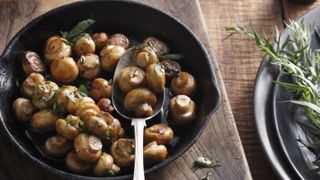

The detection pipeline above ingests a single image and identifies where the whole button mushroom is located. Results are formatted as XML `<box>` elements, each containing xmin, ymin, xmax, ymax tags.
<box><xmin>143</xmin><ymin>37</ymin><xmax>170</xmax><ymax>56</ymax></box>
<box><xmin>74</xmin><ymin>133</ymin><xmax>102</xmax><ymax>164</ymax></box>
<box><xmin>171</xmin><ymin>72</ymin><xmax>196</xmax><ymax>96</ymax></box>
<box><xmin>110</xmin><ymin>138</ymin><xmax>135</xmax><ymax>167</ymax></box>
<box><xmin>31</xmin><ymin>110</ymin><xmax>60</xmax><ymax>132</ymax></box>
<box><xmin>56</xmin><ymin>115</ymin><xmax>83</xmax><ymax>141</ymax></box>
<box><xmin>32</xmin><ymin>81</ymin><xmax>59</xmax><ymax>110</ymax></box>
<box><xmin>97</xmin><ymin>98</ymin><xmax>114</xmax><ymax>113</ymax></box>
<box><xmin>143</xmin><ymin>141</ymin><xmax>168</xmax><ymax>166</ymax></box>
<box><xmin>50</xmin><ymin>57</ymin><xmax>79</xmax><ymax>84</ymax></box>
<box><xmin>92</xmin><ymin>32</ymin><xmax>108</xmax><ymax>50</ymax></box>
<box><xmin>21</xmin><ymin>51</ymin><xmax>45</xmax><ymax>75</ymax></box>
<box><xmin>55</xmin><ymin>85</ymin><xmax>79</xmax><ymax>114</ymax></box>
<box><xmin>44</xmin><ymin>36</ymin><xmax>72</xmax><ymax>63</ymax></box>
<box><xmin>146</xmin><ymin>63</ymin><xmax>166</xmax><ymax>93</ymax></box>
<box><xmin>77</xmin><ymin>54</ymin><xmax>101</xmax><ymax>80</ymax></box>
<box><xmin>93</xmin><ymin>153</ymin><xmax>120</xmax><ymax>176</ymax></box>
<box><xmin>117</xmin><ymin>66</ymin><xmax>146</xmax><ymax>94</ymax></box>
<box><xmin>160</xmin><ymin>60</ymin><xmax>181</xmax><ymax>81</ymax></box>
<box><xmin>12</xmin><ymin>98</ymin><xmax>36</xmax><ymax>122</ymax></box>
<box><xmin>44</xmin><ymin>135</ymin><xmax>72</xmax><ymax>158</ymax></box>
<box><xmin>65</xmin><ymin>151</ymin><xmax>92</xmax><ymax>174</ymax></box>
<box><xmin>107</xmin><ymin>33</ymin><xmax>129</xmax><ymax>49</ymax></box>
<box><xmin>73</xmin><ymin>34</ymin><xmax>96</xmax><ymax>57</ymax></box>
<box><xmin>84</xmin><ymin>113</ymin><xmax>112</xmax><ymax>139</ymax></box>
<box><xmin>144</xmin><ymin>124</ymin><xmax>174</xmax><ymax>145</ymax></box>
<box><xmin>135</xmin><ymin>47</ymin><xmax>158</xmax><ymax>69</ymax></box>
<box><xmin>75</xmin><ymin>97</ymin><xmax>100</xmax><ymax>121</ymax></box>
<box><xmin>100</xmin><ymin>45</ymin><xmax>126</xmax><ymax>72</ymax></box>
<box><xmin>22</xmin><ymin>73</ymin><xmax>45</xmax><ymax>98</ymax></box>
<box><xmin>169</xmin><ymin>95</ymin><xmax>196</xmax><ymax>124</ymax></box>
<box><xmin>88</xmin><ymin>78</ymin><xmax>112</xmax><ymax>101</ymax></box>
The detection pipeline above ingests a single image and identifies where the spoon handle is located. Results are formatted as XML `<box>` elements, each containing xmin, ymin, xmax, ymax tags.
<box><xmin>132</xmin><ymin>119</ymin><xmax>146</xmax><ymax>180</ymax></box>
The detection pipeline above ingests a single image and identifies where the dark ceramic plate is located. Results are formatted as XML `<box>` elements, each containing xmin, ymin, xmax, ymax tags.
<box><xmin>0</xmin><ymin>1</ymin><xmax>220</xmax><ymax>179</ymax></box>
<box><xmin>254</xmin><ymin>5</ymin><xmax>320</xmax><ymax>180</ymax></box>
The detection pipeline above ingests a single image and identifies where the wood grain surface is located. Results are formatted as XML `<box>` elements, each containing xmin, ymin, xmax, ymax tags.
<box><xmin>199</xmin><ymin>0</ymin><xmax>320</xmax><ymax>179</ymax></box>
<box><xmin>0</xmin><ymin>0</ymin><xmax>251</xmax><ymax>179</ymax></box>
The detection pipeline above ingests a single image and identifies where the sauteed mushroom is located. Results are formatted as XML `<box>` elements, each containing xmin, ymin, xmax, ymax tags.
<box><xmin>160</xmin><ymin>60</ymin><xmax>181</xmax><ymax>81</ymax></box>
<box><xmin>56</xmin><ymin>115</ymin><xmax>83</xmax><ymax>141</ymax></box>
<box><xmin>31</xmin><ymin>110</ymin><xmax>60</xmax><ymax>132</ymax></box>
<box><xmin>55</xmin><ymin>85</ymin><xmax>79</xmax><ymax>114</ymax></box>
<box><xmin>22</xmin><ymin>73</ymin><xmax>45</xmax><ymax>98</ymax></box>
<box><xmin>13</xmin><ymin>98</ymin><xmax>36</xmax><ymax>122</ymax></box>
<box><xmin>143</xmin><ymin>141</ymin><xmax>168</xmax><ymax>166</ymax></box>
<box><xmin>74</xmin><ymin>133</ymin><xmax>102</xmax><ymax>163</ymax></box>
<box><xmin>65</xmin><ymin>151</ymin><xmax>91</xmax><ymax>173</ymax></box>
<box><xmin>44</xmin><ymin>36</ymin><xmax>72</xmax><ymax>63</ymax></box>
<box><xmin>75</xmin><ymin>97</ymin><xmax>100</xmax><ymax>121</ymax></box>
<box><xmin>146</xmin><ymin>63</ymin><xmax>165</xmax><ymax>93</ymax></box>
<box><xmin>88</xmin><ymin>78</ymin><xmax>112</xmax><ymax>101</ymax></box>
<box><xmin>21</xmin><ymin>51</ymin><xmax>45</xmax><ymax>75</ymax></box>
<box><xmin>144</xmin><ymin>124</ymin><xmax>173</xmax><ymax>145</ymax></box>
<box><xmin>97</xmin><ymin>98</ymin><xmax>114</xmax><ymax>113</ymax></box>
<box><xmin>100</xmin><ymin>45</ymin><xmax>126</xmax><ymax>72</ymax></box>
<box><xmin>85</xmin><ymin>112</ymin><xmax>112</xmax><ymax>139</ymax></box>
<box><xmin>44</xmin><ymin>135</ymin><xmax>72</xmax><ymax>158</ymax></box>
<box><xmin>117</xmin><ymin>66</ymin><xmax>146</xmax><ymax>93</ymax></box>
<box><xmin>92</xmin><ymin>32</ymin><xmax>108</xmax><ymax>50</ymax></box>
<box><xmin>143</xmin><ymin>37</ymin><xmax>170</xmax><ymax>55</ymax></box>
<box><xmin>171</xmin><ymin>72</ymin><xmax>196</xmax><ymax>96</ymax></box>
<box><xmin>77</xmin><ymin>54</ymin><xmax>100</xmax><ymax>80</ymax></box>
<box><xmin>110</xmin><ymin>138</ymin><xmax>135</xmax><ymax>167</ymax></box>
<box><xmin>169</xmin><ymin>95</ymin><xmax>196</xmax><ymax>124</ymax></box>
<box><xmin>135</xmin><ymin>47</ymin><xmax>158</xmax><ymax>69</ymax></box>
<box><xmin>73</xmin><ymin>34</ymin><xmax>96</xmax><ymax>57</ymax></box>
<box><xmin>50</xmin><ymin>57</ymin><xmax>79</xmax><ymax>83</ymax></box>
<box><xmin>93</xmin><ymin>153</ymin><xmax>120</xmax><ymax>176</ymax></box>
<box><xmin>32</xmin><ymin>81</ymin><xmax>58</xmax><ymax>110</ymax></box>
<box><xmin>107</xmin><ymin>33</ymin><xmax>129</xmax><ymax>49</ymax></box>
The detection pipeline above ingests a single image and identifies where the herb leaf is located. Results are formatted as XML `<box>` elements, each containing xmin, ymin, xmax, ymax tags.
<box><xmin>200</xmin><ymin>172</ymin><xmax>211</xmax><ymax>180</ymax></box>
<box><xmin>66</xmin><ymin>19</ymin><xmax>95</xmax><ymax>40</ymax></box>
<box><xmin>78</xmin><ymin>84</ymin><xmax>88</xmax><ymax>95</ymax></box>
<box><xmin>193</xmin><ymin>156</ymin><xmax>221</xmax><ymax>169</ymax></box>
<box><xmin>158</xmin><ymin>53</ymin><xmax>184</xmax><ymax>61</ymax></box>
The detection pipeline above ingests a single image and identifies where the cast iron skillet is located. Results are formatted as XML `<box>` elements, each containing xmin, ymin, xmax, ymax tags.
<box><xmin>0</xmin><ymin>0</ymin><xmax>220</xmax><ymax>179</ymax></box>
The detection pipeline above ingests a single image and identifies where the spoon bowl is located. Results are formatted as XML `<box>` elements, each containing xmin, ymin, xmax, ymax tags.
<box><xmin>112</xmin><ymin>47</ymin><xmax>165</xmax><ymax>180</ymax></box>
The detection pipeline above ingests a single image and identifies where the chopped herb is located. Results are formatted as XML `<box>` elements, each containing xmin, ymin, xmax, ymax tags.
<box><xmin>200</xmin><ymin>172</ymin><xmax>211</xmax><ymax>180</ymax></box>
<box><xmin>193</xmin><ymin>156</ymin><xmax>221</xmax><ymax>169</ymax></box>
<box><xmin>15</xmin><ymin>78</ymin><xmax>19</xmax><ymax>88</ymax></box>
<box><xmin>108</xmin><ymin>78</ymin><xmax>113</xmax><ymax>85</ymax></box>
<box><xmin>158</xmin><ymin>53</ymin><xmax>184</xmax><ymax>61</ymax></box>
<box><xmin>78</xmin><ymin>84</ymin><xmax>88</xmax><ymax>95</ymax></box>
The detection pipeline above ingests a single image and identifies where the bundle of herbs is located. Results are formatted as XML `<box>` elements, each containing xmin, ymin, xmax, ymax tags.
<box><xmin>225</xmin><ymin>20</ymin><xmax>320</xmax><ymax>172</ymax></box>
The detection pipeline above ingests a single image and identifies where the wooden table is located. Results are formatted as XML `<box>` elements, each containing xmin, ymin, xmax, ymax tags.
<box><xmin>0</xmin><ymin>0</ymin><xmax>318</xmax><ymax>179</ymax></box>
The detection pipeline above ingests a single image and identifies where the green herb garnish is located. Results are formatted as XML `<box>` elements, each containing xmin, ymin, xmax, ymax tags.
<box><xmin>158</xmin><ymin>53</ymin><xmax>184</xmax><ymax>61</ymax></box>
<box><xmin>60</xmin><ymin>19</ymin><xmax>95</xmax><ymax>43</ymax></box>
<box><xmin>200</xmin><ymin>171</ymin><xmax>211</xmax><ymax>180</ymax></box>
<box><xmin>78</xmin><ymin>84</ymin><xmax>88</xmax><ymax>95</ymax></box>
<box><xmin>193</xmin><ymin>156</ymin><xmax>221</xmax><ymax>169</ymax></box>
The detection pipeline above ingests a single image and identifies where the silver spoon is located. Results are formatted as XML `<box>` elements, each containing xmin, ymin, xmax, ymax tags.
<box><xmin>112</xmin><ymin>48</ymin><xmax>164</xmax><ymax>180</ymax></box>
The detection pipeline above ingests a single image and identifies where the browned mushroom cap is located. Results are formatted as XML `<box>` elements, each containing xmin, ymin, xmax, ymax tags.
<box><xmin>146</xmin><ymin>63</ymin><xmax>166</xmax><ymax>93</ymax></box>
<box><xmin>143</xmin><ymin>141</ymin><xmax>168</xmax><ymax>166</ymax></box>
<box><xmin>93</xmin><ymin>153</ymin><xmax>120</xmax><ymax>176</ymax></box>
<box><xmin>84</xmin><ymin>113</ymin><xmax>112</xmax><ymax>139</ymax></box>
<box><xmin>50</xmin><ymin>57</ymin><xmax>79</xmax><ymax>84</ymax></box>
<box><xmin>13</xmin><ymin>98</ymin><xmax>36</xmax><ymax>122</ymax></box>
<box><xmin>144</xmin><ymin>124</ymin><xmax>174</xmax><ymax>145</ymax></box>
<box><xmin>75</xmin><ymin>97</ymin><xmax>100</xmax><ymax>121</ymax></box>
<box><xmin>56</xmin><ymin>115</ymin><xmax>83</xmax><ymax>141</ymax></box>
<box><xmin>44</xmin><ymin>135</ymin><xmax>72</xmax><ymax>158</ymax></box>
<box><xmin>73</xmin><ymin>34</ymin><xmax>96</xmax><ymax>57</ymax></box>
<box><xmin>31</xmin><ymin>110</ymin><xmax>60</xmax><ymax>132</ymax></box>
<box><xmin>109</xmin><ymin>118</ymin><xmax>125</xmax><ymax>142</ymax></box>
<box><xmin>65</xmin><ymin>151</ymin><xmax>92</xmax><ymax>174</ymax></box>
<box><xmin>169</xmin><ymin>95</ymin><xmax>196</xmax><ymax>124</ymax></box>
<box><xmin>21</xmin><ymin>51</ymin><xmax>45</xmax><ymax>75</ymax></box>
<box><xmin>92</xmin><ymin>32</ymin><xmax>108</xmax><ymax>50</ymax></box>
<box><xmin>160</xmin><ymin>60</ymin><xmax>181</xmax><ymax>81</ymax></box>
<box><xmin>134</xmin><ymin>103</ymin><xmax>153</xmax><ymax>117</ymax></box>
<box><xmin>135</xmin><ymin>47</ymin><xmax>158</xmax><ymax>69</ymax></box>
<box><xmin>117</xmin><ymin>66</ymin><xmax>146</xmax><ymax>94</ymax></box>
<box><xmin>110</xmin><ymin>138</ymin><xmax>135</xmax><ymax>167</ymax></box>
<box><xmin>88</xmin><ymin>78</ymin><xmax>112</xmax><ymax>101</ymax></box>
<box><xmin>32</xmin><ymin>81</ymin><xmax>59</xmax><ymax>110</ymax></box>
<box><xmin>74</xmin><ymin>133</ymin><xmax>102</xmax><ymax>164</ymax></box>
<box><xmin>77</xmin><ymin>54</ymin><xmax>101</xmax><ymax>80</ymax></box>
<box><xmin>22</xmin><ymin>73</ymin><xmax>45</xmax><ymax>98</ymax></box>
<box><xmin>100</xmin><ymin>45</ymin><xmax>126</xmax><ymax>72</ymax></box>
<box><xmin>124</xmin><ymin>88</ymin><xmax>157</xmax><ymax>116</ymax></box>
<box><xmin>143</xmin><ymin>37</ymin><xmax>170</xmax><ymax>56</ymax></box>
<box><xmin>107</xmin><ymin>33</ymin><xmax>129</xmax><ymax>49</ymax></box>
<box><xmin>55</xmin><ymin>85</ymin><xmax>78</xmax><ymax>114</ymax></box>
<box><xmin>171</xmin><ymin>72</ymin><xmax>196</xmax><ymax>96</ymax></box>
<box><xmin>44</xmin><ymin>36</ymin><xmax>72</xmax><ymax>63</ymax></box>
<box><xmin>97</xmin><ymin>98</ymin><xmax>114</xmax><ymax>113</ymax></box>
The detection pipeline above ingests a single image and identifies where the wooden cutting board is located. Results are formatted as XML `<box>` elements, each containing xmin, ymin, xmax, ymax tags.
<box><xmin>0</xmin><ymin>0</ymin><xmax>251</xmax><ymax>179</ymax></box>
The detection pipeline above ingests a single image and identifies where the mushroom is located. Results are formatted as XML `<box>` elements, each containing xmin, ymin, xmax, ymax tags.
<box><xmin>55</xmin><ymin>85</ymin><xmax>79</xmax><ymax>114</ymax></box>
<box><xmin>110</xmin><ymin>138</ymin><xmax>135</xmax><ymax>167</ymax></box>
<box><xmin>44</xmin><ymin>36</ymin><xmax>72</xmax><ymax>63</ymax></box>
<box><xmin>135</xmin><ymin>47</ymin><xmax>158</xmax><ymax>69</ymax></box>
<box><xmin>117</xmin><ymin>66</ymin><xmax>146</xmax><ymax>93</ymax></box>
<box><xmin>93</xmin><ymin>153</ymin><xmax>120</xmax><ymax>176</ymax></box>
<box><xmin>100</xmin><ymin>45</ymin><xmax>126</xmax><ymax>72</ymax></box>
<box><xmin>21</xmin><ymin>51</ymin><xmax>45</xmax><ymax>75</ymax></box>
<box><xmin>44</xmin><ymin>135</ymin><xmax>72</xmax><ymax>158</ymax></box>
<box><xmin>171</xmin><ymin>72</ymin><xmax>196</xmax><ymax>96</ymax></box>
<box><xmin>88</xmin><ymin>78</ymin><xmax>112</xmax><ymax>101</ymax></box>
<box><xmin>107</xmin><ymin>33</ymin><xmax>129</xmax><ymax>49</ymax></box>
<box><xmin>75</xmin><ymin>97</ymin><xmax>100</xmax><ymax>121</ymax></box>
<box><xmin>144</xmin><ymin>124</ymin><xmax>174</xmax><ymax>145</ymax></box>
<box><xmin>65</xmin><ymin>151</ymin><xmax>92</xmax><ymax>173</ymax></box>
<box><xmin>169</xmin><ymin>95</ymin><xmax>196</xmax><ymax>124</ymax></box>
<box><xmin>124</xmin><ymin>88</ymin><xmax>157</xmax><ymax>117</ymax></box>
<box><xmin>92</xmin><ymin>32</ymin><xmax>108</xmax><ymax>50</ymax></box>
<box><xmin>73</xmin><ymin>34</ymin><xmax>96</xmax><ymax>57</ymax></box>
<box><xmin>31</xmin><ymin>110</ymin><xmax>60</xmax><ymax>132</ymax></box>
<box><xmin>143</xmin><ymin>37</ymin><xmax>170</xmax><ymax>55</ymax></box>
<box><xmin>74</xmin><ymin>133</ymin><xmax>102</xmax><ymax>163</ymax></box>
<box><xmin>56</xmin><ymin>115</ymin><xmax>83</xmax><ymax>141</ymax></box>
<box><xmin>22</xmin><ymin>73</ymin><xmax>45</xmax><ymax>98</ymax></box>
<box><xmin>50</xmin><ymin>57</ymin><xmax>79</xmax><ymax>83</ymax></box>
<box><xmin>12</xmin><ymin>98</ymin><xmax>36</xmax><ymax>122</ymax></box>
<box><xmin>143</xmin><ymin>141</ymin><xmax>168</xmax><ymax>166</ymax></box>
<box><xmin>97</xmin><ymin>98</ymin><xmax>114</xmax><ymax>113</ymax></box>
<box><xmin>109</xmin><ymin>118</ymin><xmax>125</xmax><ymax>142</ymax></box>
<box><xmin>146</xmin><ymin>63</ymin><xmax>165</xmax><ymax>93</ymax></box>
<box><xmin>160</xmin><ymin>60</ymin><xmax>181</xmax><ymax>81</ymax></box>
<box><xmin>84</xmin><ymin>112</ymin><xmax>112</xmax><ymax>139</ymax></box>
<box><xmin>32</xmin><ymin>81</ymin><xmax>59</xmax><ymax>110</ymax></box>
<box><xmin>77</xmin><ymin>54</ymin><xmax>101</xmax><ymax>80</ymax></box>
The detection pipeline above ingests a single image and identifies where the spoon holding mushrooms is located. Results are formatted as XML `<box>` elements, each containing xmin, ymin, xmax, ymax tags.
<box><xmin>112</xmin><ymin>47</ymin><xmax>165</xmax><ymax>180</ymax></box>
